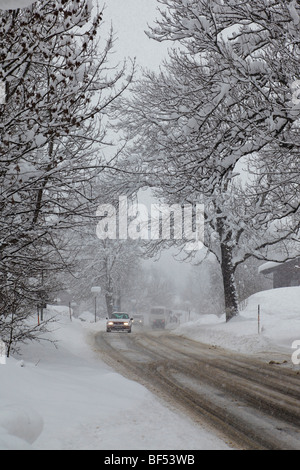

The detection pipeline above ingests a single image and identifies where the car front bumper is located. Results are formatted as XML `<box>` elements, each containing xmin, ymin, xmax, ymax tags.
<box><xmin>106</xmin><ymin>323</ymin><xmax>131</xmax><ymax>331</ymax></box>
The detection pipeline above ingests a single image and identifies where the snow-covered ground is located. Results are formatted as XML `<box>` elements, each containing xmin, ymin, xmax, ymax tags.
<box><xmin>0</xmin><ymin>307</ymin><xmax>228</xmax><ymax>450</ymax></box>
<box><xmin>0</xmin><ymin>286</ymin><xmax>299</xmax><ymax>450</ymax></box>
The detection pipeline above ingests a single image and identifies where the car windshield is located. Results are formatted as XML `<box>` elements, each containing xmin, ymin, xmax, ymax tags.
<box><xmin>111</xmin><ymin>313</ymin><xmax>129</xmax><ymax>319</ymax></box>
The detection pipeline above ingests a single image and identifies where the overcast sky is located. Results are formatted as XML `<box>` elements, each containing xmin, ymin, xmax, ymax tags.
<box><xmin>0</xmin><ymin>1</ymin><xmax>169</xmax><ymax>70</ymax></box>
<box><xmin>102</xmin><ymin>0</ymin><xmax>169</xmax><ymax>71</ymax></box>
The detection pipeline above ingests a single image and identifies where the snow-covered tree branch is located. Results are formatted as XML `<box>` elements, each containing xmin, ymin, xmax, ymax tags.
<box><xmin>113</xmin><ymin>0</ymin><xmax>300</xmax><ymax>321</ymax></box>
<box><xmin>0</xmin><ymin>0</ymin><xmax>133</xmax><ymax>351</ymax></box>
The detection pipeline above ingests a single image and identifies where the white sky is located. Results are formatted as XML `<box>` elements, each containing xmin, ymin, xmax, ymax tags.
<box><xmin>0</xmin><ymin>1</ymin><xmax>169</xmax><ymax>70</ymax></box>
<box><xmin>102</xmin><ymin>0</ymin><xmax>169</xmax><ymax>71</ymax></box>
<box><xmin>0</xmin><ymin>0</ymin><xmax>36</xmax><ymax>9</ymax></box>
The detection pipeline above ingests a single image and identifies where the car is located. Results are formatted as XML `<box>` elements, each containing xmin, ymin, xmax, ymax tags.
<box><xmin>132</xmin><ymin>314</ymin><xmax>144</xmax><ymax>326</ymax></box>
<box><xmin>106</xmin><ymin>312</ymin><xmax>133</xmax><ymax>333</ymax></box>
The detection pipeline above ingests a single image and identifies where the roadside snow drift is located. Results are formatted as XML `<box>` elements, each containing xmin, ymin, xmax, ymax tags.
<box><xmin>174</xmin><ymin>286</ymin><xmax>300</xmax><ymax>355</ymax></box>
<box><xmin>0</xmin><ymin>404</ymin><xmax>43</xmax><ymax>446</ymax></box>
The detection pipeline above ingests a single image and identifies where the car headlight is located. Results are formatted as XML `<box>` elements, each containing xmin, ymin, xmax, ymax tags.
<box><xmin>124</xmin><ymin>322</ymin><xmax>129</xmax><ymax>326</ymax></box>
<box><xmin>108</xmin><ymin>321</ymin><xmax>114</xmax><ymax>326</ymax></box>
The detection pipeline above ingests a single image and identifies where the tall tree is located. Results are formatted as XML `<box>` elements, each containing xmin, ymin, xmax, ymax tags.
<box><xmin>113</xmin><ymin>0</ymin><xmax>300</xmax><ymax>321</ymax></box>
<box><xmin>0</xmin><ymin>0</ymin><xmax>132</xmax><ymax>351</ymax></box>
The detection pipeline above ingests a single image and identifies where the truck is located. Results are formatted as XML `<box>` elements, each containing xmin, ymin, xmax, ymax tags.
<box><xmin>149</xmin><ymin>306</ymin><xmax>172</xmax><ymax>329</ymax></box>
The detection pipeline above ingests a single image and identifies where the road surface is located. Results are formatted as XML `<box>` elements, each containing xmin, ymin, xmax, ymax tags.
<box><xmin>94</xmin><ymin>329</ymin><xmax>300</xmax><ymax>450</ymax></box>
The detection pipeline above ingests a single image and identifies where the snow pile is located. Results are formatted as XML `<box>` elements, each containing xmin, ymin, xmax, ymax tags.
<box><xmin>0</xmin><ymin>404</ymin><xmax>43</xmax><ymax>449</ymax></box>
<box><xmin>174</xmin><ymin>286</ymin><xmax>300</xmax><ymax>355</ymax></box>
<box><xmin>78</xmin><ymin>311</ymin><xmax>96</xmax><ymax>323</ymax></box>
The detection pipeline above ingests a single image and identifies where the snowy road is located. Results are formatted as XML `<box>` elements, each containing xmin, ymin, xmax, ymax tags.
<box><xmin>95</xmin><ymin>329</ymin><xmax>300</xmax><ymax>450</ymax></box>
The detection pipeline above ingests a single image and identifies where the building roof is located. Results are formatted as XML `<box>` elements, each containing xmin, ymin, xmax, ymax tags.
<box><xmin>258</xmin><ymin>261</ymin><xmax>283</xmax><ymax>274</ymax></box>
<box><xmin>258</xmin><ymin>258</ymin><xmax>300</xmax><ymax>274</ymax></box>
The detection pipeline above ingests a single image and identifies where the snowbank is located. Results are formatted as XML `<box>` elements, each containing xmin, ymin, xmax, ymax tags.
<box><xmin>174</xmin><ymin>286</ymin><xmax>300</xmax><ymax>355</ymax></box>
<box><xmin>0</xmin><ymin>404</ymin><xmax>43</xmax><ymax>446</ymax></box>
<box><xmin>78</xmin><ymin>311</ymin><xmax>96</xmax><ymax>323</ymax></box>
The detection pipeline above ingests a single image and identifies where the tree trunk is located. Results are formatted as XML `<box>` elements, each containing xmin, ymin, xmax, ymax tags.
<box><xmin>105</xmin><ymin>292</ymin><xmax>114</xmax><ymax>317</ymax></box>
<box><xmin>220</xmin><ymin>242</ymin><xmax>239</xmax><ymax>322</ymax></box>
<box><xmin>105</xmin><ymin>275</ymin><xmax>114</xmax><ymax>317</ymax></box>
